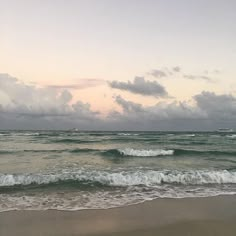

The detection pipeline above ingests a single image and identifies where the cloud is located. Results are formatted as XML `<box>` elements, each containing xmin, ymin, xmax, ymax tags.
<box><xmin>109</xmin><ymin>92</ymin><xmax>236</xmax><ymax>130</ymax></box>
<box><xmin>149</xmin><ymin>66</ymin><xmax>181</xmax><ymax>78</ymax></box>
<box><xmin>109</xmin><ymin>77</ymin><xmax>168</xmax><ymax>97</ymax></box>
<box><xmin>149</xmin><ymin>69</ymin><xmax>167</xmax><ymax>78</ymax></box>
<box><xmin>204</xmin><ymin>69</ymin><xmax>221</xmax><ymax>75</ymax></box>
<box><xmin>0</xmin><ymin>74</ymin><xmax>99</xmax><ymax>129</ymax></box>
<box><xmin>213</xmin><ymin>69</ymin><xmax>221</xmax><ymax>74</ymax></box>
<box><xmin>184</xmin><ymin>74</ymin><xmax>212</xmax><ymax>81</ymax></box>
<box><xmin>112</xmin><ymin>95</ymin><xmax>205</xmax><ymax>121</ymax></box>
<box><xmin>172</xmin><ymin>66</ymin><xmax>181</xmax><ymax>72</ymax></box>
<box><xmin>48</xmin><ymin>78</ymin><xmax>105</xmax><ymax>90</ymax></box>
<box><xmin>114</xmin><ymin>95</ymin><xmax>143</xmax><ymax>113</ymax></box>
<box><xmin>194</xmin><ymin>91</ymin><xmax>236</xmax><ymax>119</ymax></box>
<box><xmin>1</xmin><ymin>73</ymin><xmax>235</xmax><ymax>131</ymax></box>
<box><xmin>149</xmin><ymin>66</ymin><xmax>215</xmax><ymax>82</ymax></box>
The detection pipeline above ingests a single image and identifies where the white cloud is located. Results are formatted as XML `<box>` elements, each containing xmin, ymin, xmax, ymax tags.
<box><xmin>0</xmin><ymin>74</ymin><xmax>99</xmax><ymax>125</ymax></box>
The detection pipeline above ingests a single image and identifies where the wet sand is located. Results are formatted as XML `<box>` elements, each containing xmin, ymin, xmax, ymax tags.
<box><xmin>1</xmin><ymin>196</ymin><xmax>236</xmax><ymax>236</ymax></box>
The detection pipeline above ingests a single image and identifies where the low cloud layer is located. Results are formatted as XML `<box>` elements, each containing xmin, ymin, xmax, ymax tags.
<box><xmin>109</xmin><ymin>77</ymin><xmax>168</xmax><ymax>97</ymax></box>
<box><xmin>194</xmin><ymin>91</ymin><xmax>236</xmax><ymax>119</ymax></box>
<box><xmin>0</xmin><ymin>73</ymin><xmax>99</xmax><ymax>129</ymax></box>
<box><xmin>109</xmin><ymin>92</ymin><xmax>236</xmax><ymax>130</ymax></box>
<box><xmin>0</xmin><ymin>73</ymin><xmax>236</xmax><ymax>131</ymax></box>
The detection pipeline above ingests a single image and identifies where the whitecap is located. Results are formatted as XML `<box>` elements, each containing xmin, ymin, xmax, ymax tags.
<box><xmin>118</xmin><ymin>148</ymin><xmax>174</xmax><ymax>157</ymax></box>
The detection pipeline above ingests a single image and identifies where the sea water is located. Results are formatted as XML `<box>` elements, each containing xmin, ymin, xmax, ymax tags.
<box><xmin>0</xmin><ymin>131</ymin><xmax>236</xmax><ymax>211</ymax></box>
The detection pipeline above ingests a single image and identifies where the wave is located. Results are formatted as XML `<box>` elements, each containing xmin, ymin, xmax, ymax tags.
<box><xmin>183</xmin><ymin>134</ymin><xmax>196</xmax><ymax>137</ymax></box>
<box><xmin>0</xmin><ymin>150</ymin><xmax>17</xmax><ymax>154</ymax></box>
<box><xmin>101</xmin><ymin>148</ymin><xmax>174</xmax><ymax>157</ymax></box>
<box><xmin>104</xmin><ymin>148</ymin><xmax>236</xmax><ymax>158</ymax></box>
<box><xmin>227</xmin><ymin>134</ymin><xmax>236</xmax><ymax>139</ymax></box>
<box><xmin>8</xmin><ymin>132</ymin><xmax>40</xmax><ymax>136</ymax></box>
<box><xmin>24</xmin><ymin>147</ymin><xmax>174</xmax><ymax>157</ymax></box>
<box><xmin>174</xmin><ymin>149</ymin><xmax>236</xmax><ymax>157</ymax></box>
<box><xmin>0</xmin><ymin>148</ymin><xmax>174</xmax><ymax>157</ymax></box>
<box><xmin>117</xmin><ymin>133</ymin><xmax>139</xmax><ymax>136</ymax></box>
<box><xmin>117</xmin><ymin>148</ymin><xmax>174</xmax><ymax>157</ymax></box>
<box><xmin>50</xmin><ymin>138</ymin><xmax>99</xmax><ymax>144</ymax></box>
<box><xmin>1</xmin><ymin>147</ymin><xmax>236</xmax><ymax>158</ymax></box>
<box><xmin>1</xmin><ymin>169</ymin><xmax>236</xmax><ymax>188</ymax></box>
<box><xmin>69</xmin><ymin>148</ymin><xmax>98</xmax><ymax>153</ymax></box>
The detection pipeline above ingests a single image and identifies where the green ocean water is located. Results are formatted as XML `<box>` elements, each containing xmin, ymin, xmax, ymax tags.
<box><xmin>0</xmin><ymin>131</ymin><xmax>236</xmax><ymax>211</ymax></box>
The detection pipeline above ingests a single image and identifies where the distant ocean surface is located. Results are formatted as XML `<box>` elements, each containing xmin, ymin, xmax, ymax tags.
<box><xmin>0</xmin><ymin>130</ymin><xmax>236</xmax><ymax>212</ymax></box>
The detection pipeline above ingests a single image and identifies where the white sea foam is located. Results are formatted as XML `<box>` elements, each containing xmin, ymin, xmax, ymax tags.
<box><xmin>7</xmin><ymin>132</ymin><xmax>40</xmax><ymax>136</ymax></box>
<box><xmin>227</xmin><ymin>134</ymin><xmax>236</xmax><ymax>139</ymax></box>
<box><xmin>1</xmin><ymin>169</ymin><xmax>236</xmax><ymax>187</ymax></box>
<box><xmin>0</xmin><ymin>184</ymin><xmax>235</xmax><ymax>212</ymax></box>
<box><xmin>117</xmin><ymin>133</ymin><xmax>139</xmax><ymax>136</ymax></box>
<box><xmin>21</xmin><ymin>132</ymin><xmax>40</xmax><ymax>136</ymax></box>
<box><xmin>118</xmin><ymin>148</ymin><xmax>174</xmax><ymax>157</ymax></box>
<box><xmin>184</xmin><ymin>134</ymin><xmax>196</xmax><ymax>137</ymax></box>
<box><xmin>1</xmin><ymin>170</ymin><xmax>236</xmax><ymax>212</ymax></box>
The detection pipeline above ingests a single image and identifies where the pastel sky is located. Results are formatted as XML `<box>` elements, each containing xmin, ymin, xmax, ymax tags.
<box><xmin>0</xmin><ymin>0</ymin><xmax>236</xmax><ymax>130</ymax></box>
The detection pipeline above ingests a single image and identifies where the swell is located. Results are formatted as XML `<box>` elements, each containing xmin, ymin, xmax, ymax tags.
<box><xmin>103</xmin><ymin>148</ymin><xmax>236</xmax><ymax>158</ymax></box>
<box><xmin>174</xmin><ymin>149</ymin><xmax>236</xmax><ymax>157</ymax></box>
<box><xmin>1</xmin><ymin>147</ymin><xmax>236</xmax><ymax>158</ymax></box>
<box><xmin>0</xmin><ymin>179</ymin><xmax>110</xmax><ymax>194</ymax></box>
<box><xmin>46</xmin><ymin>137</ymin><xmax>163</xmax><ymax>143</ymax></box>
<box><xmin>48</xmin><ymin>138</ymin><xmax>100</xmax><ymax>144</ymax></box>
<box><xmin>102</xmin><ymin>148</ymin><xmax>174</xmax><ymax>157</ymax></box>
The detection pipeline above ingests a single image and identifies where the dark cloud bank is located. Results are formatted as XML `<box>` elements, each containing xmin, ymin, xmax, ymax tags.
<box><xmin>0</xmin><ymin>73</ymin><xmax>236</xmax><ymax>131</ymax></box>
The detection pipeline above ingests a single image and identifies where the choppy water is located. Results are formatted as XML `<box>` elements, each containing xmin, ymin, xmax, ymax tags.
<box><xmin>0</xmin><ymin>130</ymin><xmax>236</xmax><ymax>211</ymax></box>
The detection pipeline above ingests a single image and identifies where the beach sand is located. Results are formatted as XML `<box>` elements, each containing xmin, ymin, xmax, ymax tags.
<box><xmin>1</xmin><ymin>196</ymin><xmax>236</xmax><ymax>236</ymax></box>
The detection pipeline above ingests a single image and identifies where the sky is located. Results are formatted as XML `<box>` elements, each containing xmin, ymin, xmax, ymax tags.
<box><xmin>0</xmin><ymin>0</ymin><xmax>236</xmax><ymax>130</ymax></box>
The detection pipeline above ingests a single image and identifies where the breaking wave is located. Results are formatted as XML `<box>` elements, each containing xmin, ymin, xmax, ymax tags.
<box><xmin>1</xmin><ymin>169</ymin><xmax>236</xmax><ymax>188</ymax></box>
<box><xmin>117</xmin><ymin>148</ymin><xmax>174</xmax><ymax>157</ymax></box>
<box><xmin>1</xmin><ymin>147</ymin><xmax>236</xmax><ymax>158</ymax></box>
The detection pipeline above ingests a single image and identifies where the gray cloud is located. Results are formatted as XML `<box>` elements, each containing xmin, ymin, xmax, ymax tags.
<box><xmin>173</xmin><ymin>66</ymin><xmax>181</xmax><ymax>72</ymax></box>
<box><xmin>214</xmin><ymin>69</ymin><xmax>221</xmax><ymax>74</ymax></box>
<box><xmin>149</xmin><ymin>66</ymin><xmax>215</xmax><ymax>83</ymax></box>
<box><xmin>1</xmin><ymin>73</ymin><xmax>236</xmax><ymax>131</ymax></box>
<box><xmin>112</xmin><ymin>95</ymin><xmax>205</xmax><ymax>121</ymax></box>
<box><xmin>184</xmin><ymin>74</ymin><xmax>212</xmax><ymax>81</ymax></box>
<box><xmin>194</xmin><ymin>91</ymin><xmax>236</xmax><ymax>119</ymax></box>
<box><xmin>115</xmin><ymin>95</ymin><xmax>143</xmax><ymax>113</ymax></box>
<box><xmin>149</xmin><ymin>66</ymin><xmax>181</xmax><ymax>78</ymax></box>
<box><xmin>109</xmin><ymin>77</ymin><xmax>168</xmax><ymax>97</ymax></box>
<box><xmin>149</xmin><ymin>69</ymin><xmax>167</xmax><ymax>78</ymax></box>
<box><xmin>108</xmin><ymin>92</ymin><xmax>236</xmax><ymax>130</ymax></box>
<box><xmin>204</xmin><ymin>69</ymin><xmax>221</xmax><ymax>75</ymax></box>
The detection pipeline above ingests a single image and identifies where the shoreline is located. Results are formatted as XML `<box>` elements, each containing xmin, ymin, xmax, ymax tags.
<box><xmin>1</xmin><ymin>195</ymin><xmax>236</xmax><ymax>235</ymax></box>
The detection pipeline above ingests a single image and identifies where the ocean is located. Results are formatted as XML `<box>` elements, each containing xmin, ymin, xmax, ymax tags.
<box><xmin>0</xmin><ymin>130</ymin><xmax>236</xmax><ymax>212</ymax></box>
